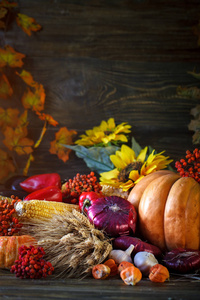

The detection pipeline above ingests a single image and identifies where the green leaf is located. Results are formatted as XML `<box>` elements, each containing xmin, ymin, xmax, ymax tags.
<box><xmin>62</xmin><ymin>144</ymin><xmax>119</xmax><ymax>174</ymax></box>
<box><xmin>131</xmin><ymin>137</ymin><xmax>142</xmax><ymax>156</ymax></box>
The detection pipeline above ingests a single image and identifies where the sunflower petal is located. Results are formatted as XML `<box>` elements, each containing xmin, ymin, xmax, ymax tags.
<box><xmin>137</xmin><ymin>146</ymin><xmax>148</xmax><ymax>163</ymax></box>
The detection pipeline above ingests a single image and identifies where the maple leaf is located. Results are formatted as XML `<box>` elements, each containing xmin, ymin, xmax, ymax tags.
<box><xmin>0</xmin><ymin>0</ymin><xmax>17</xmax><ymax>8</ymax></box>
<box><xmin>0</xmin><ymin>107</ymin><xmax>19</xmax><ymax>130</ymax></box>
<box><xmin>36</xmin><ymin>112</ymin><xmax>58</xmax><ymax>127</ymax></box>
<box><xmin>0</xmin><ymin>45</ymin><xmax>25</xmax><ymax>68</ymax></box>
<box><xmin>3</xmin><ymin>126</ymin><xmax>34</xmax><ymax>155</ymax></box>
<box><xmin>16</xmin><ymin>13</ymin><xmax>42</xmax><ymax>36</ymax></box>
<box><xmin>16</xmin><ymin>69</ymin><xmax>35</xmax><ymax>87</ymax></box>
<box><xmin>17</xmin><ymin>110</ymin><xmax>29</xmax><ymax>128</ymax></box>
<box><xmin>49</xmin><ymin>127</ymin><xmax>77</xmax><ymax>162</ymax></box>
<box><xmin>21</xmin><ymin>84</ymin><xmax>45</xmax><ymax>112</ymax></box>
<box><xmin>0</xmin><ymin>148</ymin><xmax>15</xmax><ymax>181</ymax></box>
<box><xmin>0</xmin><ymin>73</ymin><xmax>13</xmax><ymax>98</ymax></box>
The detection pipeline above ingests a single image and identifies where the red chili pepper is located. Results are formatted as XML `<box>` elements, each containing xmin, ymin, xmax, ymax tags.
<box><xmin>24</xmin><ymin>186</ymin><xmax>63</xmax><ymax>202</ymax></box>
<box><xmin>79</xmin><ymin>191</ymin><xmax>101</xmax><ymax>213</ymax></box>
<box><xmin>20</xmin><ymin>173</ymin><xmax>61</xmax><ymax>193</ymax></box>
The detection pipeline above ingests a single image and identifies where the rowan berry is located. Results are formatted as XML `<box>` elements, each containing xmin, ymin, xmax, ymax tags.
<box><xmin>61</xmin><ymin>171</ymin><xmax>102</xmax><ymax>204</ymax></box>
<box><xmin>175</xmin><ymin>148</ymin><xmax>200</xmax><ymax>183</ymax></box>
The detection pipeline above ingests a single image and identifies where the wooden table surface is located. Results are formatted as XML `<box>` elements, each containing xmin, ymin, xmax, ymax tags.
<box><xmin>0</xmin><ymin>269</ymin><xmax>199</xmax><ymax>300</ymax></box>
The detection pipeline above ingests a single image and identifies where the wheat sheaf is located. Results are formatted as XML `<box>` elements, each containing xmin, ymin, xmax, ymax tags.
<box><xmin>21</xmin><ymin>209</ymin><xmax>112</xmax><ymax>278</ymax></box>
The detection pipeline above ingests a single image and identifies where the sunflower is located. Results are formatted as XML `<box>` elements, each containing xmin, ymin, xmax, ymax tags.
<box><xmin>75</xmin><ymin>118</ymin><xmax>131</xmax><ymax>147</ymax></box>
<box><xmin>100</xmin><ymin>144</ymin><xmax>173</xmax><ymax>191</ymax></box>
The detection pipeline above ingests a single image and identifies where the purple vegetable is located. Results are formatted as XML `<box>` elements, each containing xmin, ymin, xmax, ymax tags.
<box><xmin>163</xmin><ymin>248</ymin><xmax>200</xmax><ymax>273</ymax></box>
<box><xmin>113</xmin><ymin>236</ymin><xmax>162</xmax><ymax>257</ymax></box>
<box><xmin>87</xmin><ymin>196</ymin><xmax>137</xmax><ymax>237</ymax></box>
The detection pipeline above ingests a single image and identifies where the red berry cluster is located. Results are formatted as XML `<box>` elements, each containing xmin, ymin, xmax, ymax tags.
<box><xmin>62</xmin><ymin>171</ymin><xmax>102</xmax><ymax>204</ymax></box>
<box><xmin>175</xmin><ymin>148</ymin><xmax>200</xmax><ymax>184</ymax></box>
<box><xmin>10</xmin><ymin>245</ymin><xmax>54</xmax><ymax>279</ymax></box>
<box><xmin>0</xmin><ymin>196</ymin><xmax>22</xmax><ymax>236</ymax></box>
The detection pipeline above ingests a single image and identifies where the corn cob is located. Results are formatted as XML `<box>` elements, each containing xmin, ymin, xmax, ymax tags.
<box><xmin>15</xmin><ymin>200</ymin><xmax>80</xmax><ymax>220</ymax></box>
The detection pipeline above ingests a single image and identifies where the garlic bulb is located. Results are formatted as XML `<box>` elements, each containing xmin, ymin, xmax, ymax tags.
<box><xmin>109</xmin><ymin>244</ymin><xmax>134</xmax><ymax>264</ymax></box>
<box><xmin>133</xmin><ymin>251</ymin><xmax>158</xmax><ymax>276</ymax></box>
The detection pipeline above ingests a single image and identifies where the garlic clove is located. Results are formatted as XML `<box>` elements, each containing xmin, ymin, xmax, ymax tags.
<box><xmin>109</xmin><ymin>244</ymin><xmax>134</xmax><ymax>264</ymax></box>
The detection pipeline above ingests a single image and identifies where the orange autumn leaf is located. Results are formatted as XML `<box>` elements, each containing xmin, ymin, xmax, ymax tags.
<box><xmin>16</xmin><ymin>13</ymin><xmax>42</xmax><ymax>36</ymax></box>
<box><xmin>36</xmin><ymin>112</ymin><xmax>58</xmax><ymax>127</ymax></box>
<box><xmin>3</xmin><ymin>126</ymin><xmax>34</xmax><ymax>155</ymax></box>
<box><xmin>16</xmin><ymin>69</ymin><xmax>36</xmax><ymax>87</ymax></box>
<box><xmin>0</xmin><ymin>73</ymin><xmax>13</xmax><ymax>98</ymax></box>
<box><xmin>49</xmin><ymin>127</ymin><xmax>77</xmax><ymax>162</ymax></box>
<box><xmin>0</xmin><ymin>45</ymin><xmax>25</xmax><ymax>68</ymax></box>
<box><xmin>0</xmin><ymin>107</ymin><xmax>19</xmax><ymax>130</ymax></box>
<box><xmin>0</xmin><ymin>148</ymin><xmax>15</xmax><ymax>181</ymax></box>
<box><xmin>0</xmin><ymin>0</ymin><xmax>17</xmax><ymax>8</ymax></box>
<box><xmin>21</xmin><ymin>84</ymin><xmax>45</xmax><ymax>112</ymax></box>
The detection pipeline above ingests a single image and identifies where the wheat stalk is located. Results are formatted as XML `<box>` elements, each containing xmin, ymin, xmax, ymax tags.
<box><xmin>21</xmin><ymin>209</ymin><xmax>112</xmax><ymax>278</ymax></box>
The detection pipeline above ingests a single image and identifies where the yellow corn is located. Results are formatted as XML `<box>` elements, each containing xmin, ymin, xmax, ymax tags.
<box><xmin>15</xmin><ymin>200</ymin><xmax>80</xmax><ymax>220</ymax></box>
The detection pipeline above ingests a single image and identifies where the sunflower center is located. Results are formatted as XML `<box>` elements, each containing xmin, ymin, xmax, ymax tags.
<box><xmin>104</xmin><ymin>130</ymin><xmax>113</xmax><ymax>135</ymax></box>
<box><xmin>117</xmin><ymin>161</ymin><xmax>143</xmax><ymax>182</ymax></box>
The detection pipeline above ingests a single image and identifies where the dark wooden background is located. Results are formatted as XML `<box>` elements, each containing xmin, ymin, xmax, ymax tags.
<box><xmin>1</xmin><ymin>0</ymin><xmax>200</xmax><ymax>181</ymax></box>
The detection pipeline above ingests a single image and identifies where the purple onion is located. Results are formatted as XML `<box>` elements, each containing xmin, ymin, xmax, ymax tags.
<box><xmin>87</xmin><ymin>196</ymin><xmax>137</xmax><ymax>237</ymax></box>
<box><xmin>163</xmin><ymin>248</ymin><xmax>200</xmax><ymax>273</ymax></box>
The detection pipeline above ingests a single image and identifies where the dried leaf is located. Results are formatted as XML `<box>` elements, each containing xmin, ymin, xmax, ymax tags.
<box><xmin>62</xmin><ymin>144</ymin><xmax>118</xmax><ymax>174</ymax></box>
<box><xmin>0</xmin><ymin>148</ymin><xmax>15</xmax><ymax>181</ymax></box>
<box><xmin>36</xmin><ymin>112</ymin><xmax>58</xmax><ymax>127</ymax></box>
<box><xmin>49</xmin><ymin>127</ymin><xmax>77</xmax><ymax>163</ymax></box>
<box><xmin>0</xmin><ymin>107</ymin><xmax>19</xmax><ymax>130</ymax></box>
<box><xmin>16</xmin><ymin>13</ymin><xmax>42</xmax><ymax>36</ymax></box>
<box><xmin>0</xmin><ymin>0</ymin><xmax>17</xmax><ymax>8</ymax></box>
<box><xmin>0</xmin><ymin>45</ymin><xmax>25</xmax><ymax>68</ymax></box>
<box><xmin>177</xmin><ymin>86</ymin><xmax>200</xmax><ymax>99</ymax></box>
<box><xmin>16</xmin><ymin>69</ymin><xmax>35</xmax><ymax>87</ymax></box>
<box><xmin>188</xmin><ymin>71</ymin><xmax>200</xmax><ymax>81</ymax></box>
<box><xmin>21</xmin><ymin>84</ymin><xmax>45</xmax><ymax>112</ymax></box>
<box><xmin>188</xmin><ymin>105</ymin><xmax>200</xmax><ymax>144</ymax></box>
<box><xmin>0</xmin><ymin>73</ymin><xmax>13</xmax><ymax>98</ymax></box>
<box><xmin>3</xmin><ymin>126</ymin><xmax>34</xmax><ymax>155</ymax></box>
<box><xmin>17</xmin><ymin>110</ymin><xmax>29</xmax><ymax>128</ymax></box>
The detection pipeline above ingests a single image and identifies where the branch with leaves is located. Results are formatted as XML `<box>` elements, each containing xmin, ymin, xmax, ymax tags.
<box><xmin>0</xmin><ymin>0</ymin><xmax>77</xmax><ymax>182</ymax></box>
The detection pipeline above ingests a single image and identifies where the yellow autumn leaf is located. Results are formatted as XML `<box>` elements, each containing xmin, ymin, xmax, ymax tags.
<box><xmin>21</xmin><ymin>84</ymin><xmax>46</xmax><ymax>112</ymax></box>
<box><xmin>0</xmin><ymin>73</ymin><xmax>13</xmax><ymax>98</ymax></box>
<box><xmin>0</xmin><ymin>45</ymin><xmax>25</xmax><ymax>68</ymax></box>
<box><xmin>0</xmin><ymin>148</ymin><xmax>15</xmax><ymax>181</ymax></box>
<box><xmin>3</xmin><ymin>126</ymin><xmax>34</xmax><ymax>155</ymax></box>
<box><xmin>49</xmin><ymin>127</ymin><xmax>77</xmax><ymax>162</ymax></box>
<box><xmin>0</xmin><ymin>107</ymin><xmax>19</xmax><ymax>130</ymax></box>
<box><xmin>16</xmin><ymin>13</ymin><xmax>42</xmax><ymax>36</ymax></box>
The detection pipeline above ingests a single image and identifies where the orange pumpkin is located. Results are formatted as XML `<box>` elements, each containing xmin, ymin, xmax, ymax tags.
<box><xmin>0</xmin><ymin>235</ymin><xmax>37</xmax><ymax>269</ymax></box>
<box><xmin>127</xmin><ymin>170</ymin><xmax>200</xmax><ymax>251</ymax></box>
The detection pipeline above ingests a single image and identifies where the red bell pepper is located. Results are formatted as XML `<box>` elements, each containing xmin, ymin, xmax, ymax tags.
<box><xmin>24</xmin><ymin>185</ymin><xmax>63</xmax><ymax>202</ymax></box>
<box><xmin>79</xmin><ymin>191</ymin><xmax>101</xmax><ymax>213</ymax></box>
<box><xmin>20</xmin><ymin>173</ymin><xmax>61</xmax><ymax>193</ymax></box>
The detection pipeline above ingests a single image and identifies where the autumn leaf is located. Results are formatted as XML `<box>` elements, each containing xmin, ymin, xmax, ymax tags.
<box><xmin>3</xmin><ymin>126</ymin><xmax>34</xmax><ymax>155</ymax></box>
<box><xmin>21</xmin><ymin>84</ymin><xmax>45</xmax><ymax>112</ymax></box>
<box><xmin>0</xmin><ymin>148</ymin><xmax>15</xmax><ymax>181</ymax></box>
<box><xmin>0</xmin><ymin>73</ymin><xmax>13</xmax><ymax>98</ymax></box>
<box><xmin>0</xmin><ymin>45</ymin><xmax>25</xmax><ymax>68</ymax></box>
<box><xmin>16</xmin><ymin>69</ymin><xmax>35</xmax><ymax>87</ymax></box>
<box><xmin>36</xmin><ymin>112</ymin><xmax>58</xmax><ymax>127</ymax></box>
<box><xmin>17</xmin><ymin>110</ymin><xmax>29</xmax><ymax>128</ymax></box>
<box><xmin>49</xmin><ymin>127</ymin><xmax>77</xmax><ymax>162</ymax></box>
<box><xmin>16</xmin><ymin>13</ymin><xmax>42</xmax><ymax>36</ymax></box>
<box><xmin>0</xmin><ymin>107</ymin><xmax>19</xmax><ymax>130</ymax></box>
<box><xmin>0</xmin><ymin>7</ymin><xmax>7</xmax><ymax>28</ymax></box>
<box><xmin>0</xmin><ymin>0</ymin><xmax>17</xmax><ymax>8</ymax></box>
